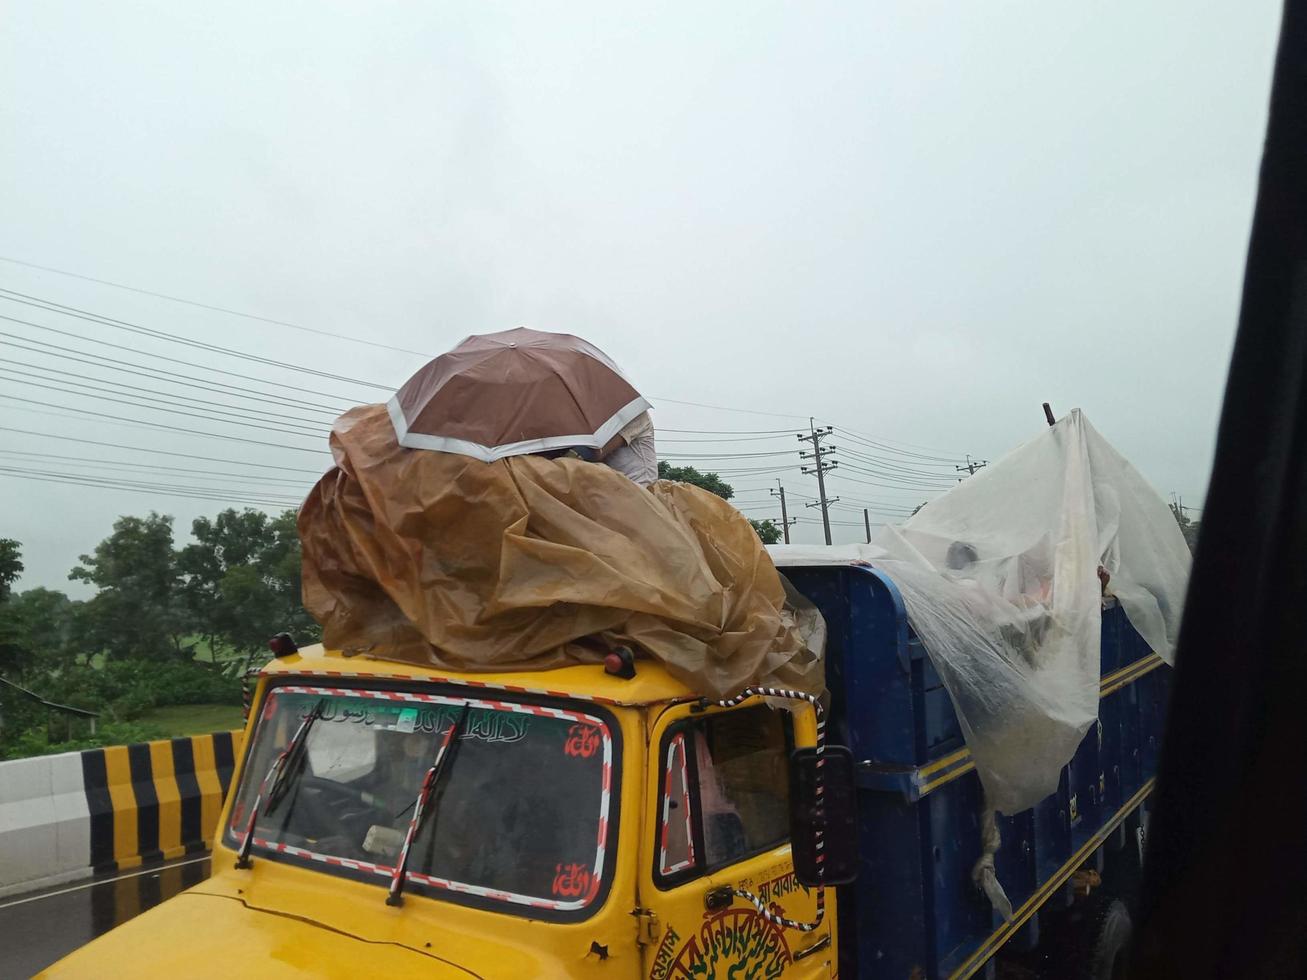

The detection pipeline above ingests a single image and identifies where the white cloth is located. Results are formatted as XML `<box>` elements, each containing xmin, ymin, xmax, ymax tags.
<box><xmin>769</xmin><ymin>410</ymin><xmax>1190</xmax><ymax>814</ymax></box>
<box><xmin>605</xmin><ymin>411</ymin><xmax>658</xmax><ymax>486</ymax></box>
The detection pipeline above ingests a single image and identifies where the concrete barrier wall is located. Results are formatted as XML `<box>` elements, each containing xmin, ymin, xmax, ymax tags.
<box><xmin>0</xmin><ymin>730</ymin><xmax>242</xmax><ymax>899</ymax></box>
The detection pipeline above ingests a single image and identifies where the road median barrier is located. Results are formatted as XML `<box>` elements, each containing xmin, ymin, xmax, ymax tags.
<box><xmin>0</xmin><ymin>729</ymin><xmax>241</xmax><ymax>899</ymax></box>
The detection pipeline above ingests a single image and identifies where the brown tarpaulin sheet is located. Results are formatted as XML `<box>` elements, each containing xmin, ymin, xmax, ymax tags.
<box><xmin>299</xmin><ymin>404</ymin><xmax>822</xmax><ymax>698</ymax></box>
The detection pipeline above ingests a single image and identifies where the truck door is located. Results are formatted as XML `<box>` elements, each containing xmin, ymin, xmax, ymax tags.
<box><xmin>640</xmin><ymin>699</ymin><xmax>835</xmax><ymax>979</ymax></box>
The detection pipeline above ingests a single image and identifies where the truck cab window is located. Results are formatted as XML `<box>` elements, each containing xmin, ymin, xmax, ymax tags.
<box><xmin>657</xmin><ymin>705</ymin><xmax>791</xmax><ymax>884</ymax></box>
<box><xmin>228</xmin><ymin>686</ymin><xmax>617</xmax><ymax>918</ymax></box>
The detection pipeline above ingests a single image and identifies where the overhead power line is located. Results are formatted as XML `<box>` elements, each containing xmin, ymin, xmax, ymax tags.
<box><xmin>658</xmin><ymin>427</ymin><xmax>805</xmax><ymax>436</ymax></box>
<box><xmin>824</xmin><ymin>423</ymin><xmax>968</xmax><ymax>461</ymax></box>
<box><xmin>0</xmin><ymin>289</ymin><xmax>393</xmax><ymax>389</ymax></box>
<box><xmin>0</xmin><ymin>449</ymin><xmax>318</xmax><ymax>486</ymax></box>
<box><xmin>833</xmin><ymin>462</ymin><xmax>956</xmax><ymax>490</ymax></box>
<box><xmin>835</xmin><ymin>458</ymin><xmax>959</xmax><ymax>486</ymax></box>
<box><xmin>0</xmin><ymin>463</ymin><xmax>303</xmax><ymax>502</ymax></box>
<box><xmin>830</xmin><ymin>501</ymin><xmax>912</xmax><ymax>517</ymax></box>
<box><xmin>0</xmin><ymin>427</ymin><xmax>327</xmax><ymax>474</ymax></box>
<box><xmin>835</xmin><ymin>445</ymin><xmax>962</xmax><ymax>478</ymax></box>
<box><xmin>0</xmin><ymin>337</ymin><xmax>348</xmax><ymax>415</ymax></box>
<box><xmin>0</xmin><ymin>261</ymin><xmax>986</xmax><ymax>482</ymax></box>
<box><xmin>794</xmin><ymin>516</ymin><xmax>883</xmax><ymax>529</ymax></box>
<box><xmin>833</xmin><ymin>438</ymin><xmax>961</xmax><ymax>468</ymax></box>
<box><xmin>0</xmin><ymin>254</ymin><xmax>435</xmax><ymax>356</ymax></box>
<box><xmin>658</xmin><ymin>434</ymin><xmax>800</xmax><ymax>444</ymax></box>
<box><xmin>0</xmin><ymin>363</ymin><xmax>336</xmax><ymax>430</ymax></box>
<box><xmin>0</xmin><ymin>466</ymin><xmax>303</xmax><ymax>509</ymax></box>
<box><xmin>0</xmin><ymin>266</ymin><xmax>976</xmax><ymax>456</ymax></box>
<box><xmin>824</xmin><ymin>490</ymin><xmax>917</xmax><ymax>508</ymax></box>
<box><xmin>0</xmin><ymin>285</ymin><xmax>818</xmax><ymax>422</ymax></box>
<box><xmin>0</xmin><ymin>257</ymin><xmax>911</xmax><ymax>439</ymax></box>
<box><xmin>660</xmin><ymin>450</ymin><xmax>795</xmax><ymax>460</ymax></box>
<box><xmin>0</xmin><ymin>374</ymin><xmax>327</xmax><ymax>439</ymax></box>
<box><xmin>0</xmin><ymin>396</ymin><xmax>330</xmax><ymax>455</ymax></box>
<box><xmin>0</xmin><ymin>317</ymin><xmax>365</xmax><ymax>405</ymax></box>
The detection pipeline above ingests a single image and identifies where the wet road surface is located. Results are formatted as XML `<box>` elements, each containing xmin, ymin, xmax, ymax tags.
<box><xmin>0</xmin><ymin>855</ymin><xmax>210</xmax><ymax>978</ymax></box>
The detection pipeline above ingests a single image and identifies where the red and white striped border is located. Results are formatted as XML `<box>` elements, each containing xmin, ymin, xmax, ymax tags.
<box><xmin>252</xmin><ymin>836</ymin><xmax>389</xmax><ymax>876</ymax></box>
<box><xmin>265</xmin><ymin>667</ymin><xmax>653</xmax><ymax>707</ymax></box>
<box><xmin>658</xmin><ymin>733</ymin><xmax>696</xmax><ymax>876</ymax></box>
<box><xmin>242</xmin><ymin>686</ymin><xmax>614</xmax><ymax>913</ymax></box>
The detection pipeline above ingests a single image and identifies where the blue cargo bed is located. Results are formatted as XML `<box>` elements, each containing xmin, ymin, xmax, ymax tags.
<box><xmin>783</xmin><ymin>563</ymin><xmax>1171</xmax><ymax>979</ymax></box>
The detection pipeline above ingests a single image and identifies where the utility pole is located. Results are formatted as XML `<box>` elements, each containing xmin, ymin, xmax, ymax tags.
<box><xmin>956</xmin><ymin>454</ymin><xmax>988</xmax><ymax>478</ymax></box>
<box><xmin>770</xmin><ymin>480</ymin><xmax>797</xmax><ymax>544</ymax></box>
<box><xmin>1170</xmin><ymin>492</ymin><xmax>1193</xmax><ymax>522</ymax></box>
<box><xmin>799</xmin><ymin>418</ymin><xmax>838</xmax><ymax>545</ymax></box>
<box><xmin>863</xmin><ymin>508</ymin><xmax>872</xmax><ymax>543</ymax></box>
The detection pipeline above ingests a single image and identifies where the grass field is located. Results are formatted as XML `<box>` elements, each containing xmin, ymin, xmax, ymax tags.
<box><xmin>137</xmin><ymin>703</ymin><xmax>245</xmax><ymax>737</ymax></box>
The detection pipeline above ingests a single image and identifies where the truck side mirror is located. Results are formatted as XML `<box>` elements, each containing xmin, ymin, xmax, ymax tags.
<box><xmin>789</xmin><ymin>745</ymin><xmax>859</xmax><ymax>887</ymax></box>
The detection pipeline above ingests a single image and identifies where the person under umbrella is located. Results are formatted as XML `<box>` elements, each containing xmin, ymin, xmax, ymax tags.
<box><xmin>387</xmin><ymin>327</ymin><xmax>658</xmax><ymax>485</ymax></box>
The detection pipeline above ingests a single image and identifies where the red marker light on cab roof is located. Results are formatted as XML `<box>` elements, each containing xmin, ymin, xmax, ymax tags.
<box><xmin>268</xmin><ymin>633</ymin><xmax>298</xmax><ymax>657</ymax></box>
<box><xmin>603</xmin><ymin>646</ymin><xmax>636</xmax><ymax>679</ymax></box>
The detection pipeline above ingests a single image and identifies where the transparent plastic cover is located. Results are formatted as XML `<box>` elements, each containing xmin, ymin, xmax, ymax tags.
<box><xmin>770</xmin><ymin>410</ymin><xmax>1190</xmax><ymax>813</ymax></box>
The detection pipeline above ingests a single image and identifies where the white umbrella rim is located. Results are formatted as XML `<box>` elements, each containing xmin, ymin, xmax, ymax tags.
<box><xmin>386</xmin><ymin>394</ymin><xmax>652</xmax><ymax>462</ymax></box>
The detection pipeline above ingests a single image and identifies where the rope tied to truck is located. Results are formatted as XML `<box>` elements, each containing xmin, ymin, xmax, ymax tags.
<box><xmin>972</xmin><ymin>801</ymin><xmax>1014</xmax><ymax>922</ymax></box>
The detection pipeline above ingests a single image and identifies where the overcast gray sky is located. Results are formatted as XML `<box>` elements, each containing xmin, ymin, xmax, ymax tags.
<box><xmin>1</xmin><ymin>2</ymin><xmax>1281</xmax><ymax>594</ymax></box>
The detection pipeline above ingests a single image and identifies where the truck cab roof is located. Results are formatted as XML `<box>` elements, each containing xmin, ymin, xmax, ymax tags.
<box><xmin>262</xmin><ymin>642</ymin><xmax>699</xmax><ymax>707</ymax></box>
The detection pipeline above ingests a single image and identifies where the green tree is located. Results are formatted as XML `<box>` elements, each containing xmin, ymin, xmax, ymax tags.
<box><xmin>178</xmin><ymin>508</ymin><xmax>319</xmax><ymax>658</ymax></box>
<box><xmin>0</xmin><ymin>539</ymin><xmax>22</xmax><ymax>602</ymax></box>
<box><xmin>70</xmin><ymin>513</ymin><xmax>187</xmax><ymax>661</ymax></box>
<box><xmin>264</xmin><ymin>510</ymin><xmax>319</xmax><ymax>642</ymax></box>
<box><xmin>0</xmin><ymin>588</ymin><xmax>82</xmax><ymax>678</ymax></box>
<box><xmin>657</xmin><ymin>462</ymin><xmax>735</xmax><ymax>499</ymax></box>
<box><xmin>0</xmin><ymin>539</ymin><xmax>23</xmax><ymax>674</ymax></box>
<box><xmin>656</xmin><ymin>462</ymin><xmax>782</xmax><ymax>544</ymax></box>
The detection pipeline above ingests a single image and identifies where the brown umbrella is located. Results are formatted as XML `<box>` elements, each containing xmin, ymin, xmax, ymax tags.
<box><xmin>386</xmin><ymin>327</ymin><xmax>651</xmax><ymax>461</ymax></box>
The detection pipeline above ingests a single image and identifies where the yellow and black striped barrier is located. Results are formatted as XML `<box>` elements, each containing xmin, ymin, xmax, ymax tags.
<box><xmin>0</xmin><ymin>729</ymin><xmax>244</xmax><ymax>897</ymax></box>
<box><xmin>80</xmin><ymin>731</ymin><xmax>242</xmax><ymax>874</ymax></box>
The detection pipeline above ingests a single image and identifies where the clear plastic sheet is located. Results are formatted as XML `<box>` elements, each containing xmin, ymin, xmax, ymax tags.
<box><xmin>299</xmin><ymin>404</ymin><xmax>823</xmax><ymax>698</ymax></box>
<box><xmin>770</xmin><ymin>410</ymin><xmax>1190</xmax><ymax>814</ymax></box>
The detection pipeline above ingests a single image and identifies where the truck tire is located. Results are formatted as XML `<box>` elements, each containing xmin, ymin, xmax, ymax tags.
<box><xmin>1081</xmin><ymin>897</ymin><xmax>1132</xmax><ymax>980</ymax></box>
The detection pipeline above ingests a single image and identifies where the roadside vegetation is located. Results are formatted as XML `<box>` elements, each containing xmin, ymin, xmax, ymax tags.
<box><xmin>0</xmin><ymin>509</ymin><xmax>318</xmax><ymax>760</ymax></box>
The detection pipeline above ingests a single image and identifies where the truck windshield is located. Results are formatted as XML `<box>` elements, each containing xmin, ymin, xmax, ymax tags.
<box><xmin>225</xmin><ymin>684</ymin><xmax>616</xmax><ymax>916</ymax></box>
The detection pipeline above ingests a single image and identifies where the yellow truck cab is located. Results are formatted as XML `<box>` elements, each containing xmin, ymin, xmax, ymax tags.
<box><xmin>44</xmin><ymin>643</ymin><xmax>836</xmax><ymax>979</ymax></box>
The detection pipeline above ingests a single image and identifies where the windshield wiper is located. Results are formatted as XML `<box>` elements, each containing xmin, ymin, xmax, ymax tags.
<box><xmin>386</xmin><ymin>703</ymin><xmax>469</xmax><ymax>907</ymax></box>
<box><xmin>235</xmin><ymin>700</ymin><xmax>325</xmax><ymax>869</ymax></box>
